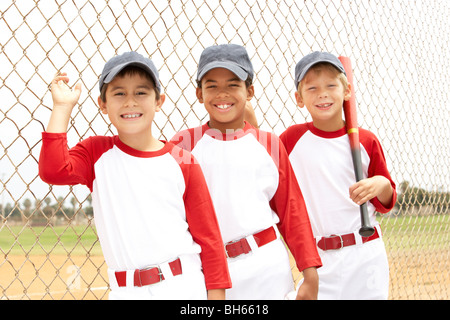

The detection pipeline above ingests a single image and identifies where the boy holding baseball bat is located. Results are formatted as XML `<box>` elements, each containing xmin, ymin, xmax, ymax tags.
<box><xmin>38</xmin><ymin>51</ymin><xmax>231</xmax><ymax>299</ymax></box>
<box><xmin>280</xmin><ymin>51</ymin><xmax>396</xmax><ymax>299</ymax></box>
<box><xmin>171</xmin><ymin>44</ymin><xmax>322</xmax><ymax>299</ymax></box>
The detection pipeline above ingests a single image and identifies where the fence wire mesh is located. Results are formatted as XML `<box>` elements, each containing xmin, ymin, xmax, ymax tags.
<box><xmin>1</xmin><ymin>0</ymin><xmax>448</xmax><ymax>300</ymax></box>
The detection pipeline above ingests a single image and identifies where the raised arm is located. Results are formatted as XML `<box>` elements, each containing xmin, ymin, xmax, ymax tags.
<box><xmin>39</xmin><ymin>73</ymin><xmax>92</xmax><ymax>188</ymax></box>
<box><xmin>46</xmin><ymin>72</ymin><xmax>82</xmax><ymax>133</ymax></box>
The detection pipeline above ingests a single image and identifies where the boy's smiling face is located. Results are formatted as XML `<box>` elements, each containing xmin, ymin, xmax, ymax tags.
<box><xmin>296</xmin><ymin>65</ymin><xmax>351</xmax><ymax>132</ymax></box>
<box><xmin>98</xmin><ymin>72</ymin><xmax>164</xmax><ymax>148</ymax></box>
<box><xmin>197</xmin><ymin>68</ymin><xmax>254</xmax><ymax>133</ymax></box>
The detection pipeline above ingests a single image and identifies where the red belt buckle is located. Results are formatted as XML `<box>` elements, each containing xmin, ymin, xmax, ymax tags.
<box><xmin>225</xmin><ymin>226</ymin><xmax>277</xmax><ymax>258</ymax></box>
<box><xmin>134</xmin><ymin>265</ymin><xmax>163</xmax><ymax>287</ymax></box>
<box><xmin>318</xmin><ymin>234</ymin><xmax>351</xmax><ymax>251</ymax></box>
<box><xmin>115</xmin><ymin>258</ymin><xmax>182</xmax><ymax>287</ymax></box>
<box><xmin>225</xmin><ymin>238</ymin><xmax>251</xmax><ymax>258</ymax></box>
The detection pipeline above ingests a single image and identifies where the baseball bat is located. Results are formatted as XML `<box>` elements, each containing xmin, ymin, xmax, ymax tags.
<box><xmin>338</xmin><ymin>56</ymin><xmax>375</xmax><ymax>237</ymax></box>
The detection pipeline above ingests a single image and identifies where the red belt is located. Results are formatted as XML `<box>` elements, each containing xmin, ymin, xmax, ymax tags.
<box><xmin>317</xmin><ymin>227</ymin><xmax>380</xmax><ymax>251</ymax></box>
<box><xmin>225</xmin><ymin>226</ymin><xmax>277</xmax><ymax>258</ymax></box>
<box><xmin>115</xmin><ymin>258</ymin><xmax>182</xmax><ymax>287</ymax></box>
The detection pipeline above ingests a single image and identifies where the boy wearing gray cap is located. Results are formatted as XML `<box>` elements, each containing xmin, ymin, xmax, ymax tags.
<box><xmin>280</xmin><ymin>51</ymin><xmax>396</xmax><ymax>299</ymax></box>
<box><xmin>39</xmin><ymin>51</ymin><xmax>231</xmax><ymax>299</ymax></box>
<box><xmin>171</xmin><ymin>44</ymin><xmax>321</xmax><ymax>300</ymax></box>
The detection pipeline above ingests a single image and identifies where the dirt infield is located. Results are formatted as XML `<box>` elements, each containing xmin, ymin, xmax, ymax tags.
<box><xmin>1</xmin><ymin>255</ymin><xmax>110</xmax><ymax>300</ymax></box>
<box><xmin>2</xmin><ymin>250</ymin><xmax>448</xmax><ymax>299</ymax></box>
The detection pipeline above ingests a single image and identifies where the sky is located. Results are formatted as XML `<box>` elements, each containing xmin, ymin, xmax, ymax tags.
<box><xmin>0</xmin><ymin>0</ymin><xmax>449</xmax><ymax>210</ymax></box>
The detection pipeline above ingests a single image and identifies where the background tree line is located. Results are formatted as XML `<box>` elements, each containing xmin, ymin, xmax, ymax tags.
<box><xmin>1</xmin><ymin>195</ymin><xmax>93</xmax><ymax>226</ymax></box>
<box><xmin>395</xmin><ymin>181</ymin><xmax>449</xmax><ymax>215</ymax></box>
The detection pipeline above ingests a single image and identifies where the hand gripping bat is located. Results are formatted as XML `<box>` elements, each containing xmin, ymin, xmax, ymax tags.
<box><xmin>338</xmin><ymin>56</ymin><xmax>375</xmax><ymax>237</ymax></box>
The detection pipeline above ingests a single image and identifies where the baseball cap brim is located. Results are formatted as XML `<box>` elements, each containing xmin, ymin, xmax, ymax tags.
<box><xmin>296</xmin><ymin>61</ymin><xmax>346</xmax><ymax>84</ymax></box>
<box><xmin>197</xmin><ymin>61</ymin><xmax>249</xmax><ymax>82</ymax></box>
<box><xmin>102</xmin><ymin>61</ymin><xmax>161</xmax><ymax>92</ymax></box>
<box><xmin>294</xmin><ymin>52</ymin><xmax>346</xmax><ymax>89</ymax></box>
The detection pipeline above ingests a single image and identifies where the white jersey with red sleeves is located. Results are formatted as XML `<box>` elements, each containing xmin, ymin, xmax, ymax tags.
<box><xmin>280</xmin><ymin>122</ymin><xmax>397</xmax><ymax>238</ymax></box>
<box><xmin>38</xmin><ymin>132</ymin><xmax>231</xmax><ymax>290</ymax></box>
<box><xmin>171</xmin><ymin>122</ymin><xmax>321</xmax><ymax>273</ymax></box>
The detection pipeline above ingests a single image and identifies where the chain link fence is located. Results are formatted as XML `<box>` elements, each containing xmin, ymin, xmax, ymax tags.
<box><xmin>1</xmin><ymin>0</ymin><xmax>448</xmax><ymax>300</ymax></box>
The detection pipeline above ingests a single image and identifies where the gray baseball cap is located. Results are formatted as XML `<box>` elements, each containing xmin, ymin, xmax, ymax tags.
<box><xmin>99</xmin><ymin>51</ymin><xmax>161</xmax><ymax>92</ymax></box>
<box><xmin>197</xmin><ymin>44</ymin><xmax>254</xmax><ymax>82</ymax></box>
<box><xmin>294</xmin><ymin>51</ymin><xmax>346</xmax><ymax>89</ymax></box>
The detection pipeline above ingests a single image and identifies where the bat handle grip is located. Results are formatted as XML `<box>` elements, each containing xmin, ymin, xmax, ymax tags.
<box><xmin>359</xmin><ymin>203</ymin><xmax>375</xmax><ymax>237</ymax></box>
<box><xmin>350</xmin><ymin>149</ymin><xmax>375</xmax><ymax>237</ymax></box>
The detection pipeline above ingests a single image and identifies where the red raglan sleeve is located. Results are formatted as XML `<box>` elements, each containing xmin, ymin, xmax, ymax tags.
<box><xmin>360</xmin><ymin>129</ymin><xmax>397</xmax><ymax>213</ymax></box>
<box><xmin>39</xmin><ymin>132</ymin><xmax>95</xmax><ymax>191</ymax></box>
<box><xmin>268</xmin><ymin>133</ymin><xmax>322</xmax><ymax>272</ymax></box>
<box><xmin>175</xmin><ymin>147</ymin><xmax>232</xmax><ymax>290</ymax></box>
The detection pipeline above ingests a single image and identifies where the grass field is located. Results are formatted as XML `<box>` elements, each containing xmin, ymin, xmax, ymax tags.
<box><xmin>380</xmin><ymin>214</ymin><xmax>449</xmax><ymax>250</ymax></box>
<box><xmin>0</xmin><ymin>224</ymin><xmax>103</xmax><ymax>256</ymax></box>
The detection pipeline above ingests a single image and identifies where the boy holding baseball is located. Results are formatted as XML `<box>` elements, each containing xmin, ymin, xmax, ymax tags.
<box><xmin>280</xmin><ymin>51</ymin><xmax>397</xmax><ymax>299</ymax></box>
<box><xmin>39</xmin><ymin>51</ymin><xmax>231</xmax><ymax>300</ymax></box>
<box><xmin>171</xmin><ymin>44</ymin><xmax>322</xmax><ymax>300</ymax></box>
